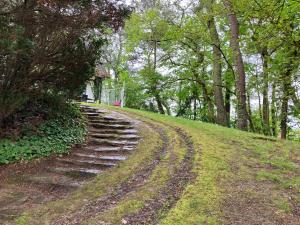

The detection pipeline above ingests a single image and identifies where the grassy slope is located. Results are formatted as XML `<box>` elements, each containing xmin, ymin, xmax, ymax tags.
<box><xmin>113</xmin><ymin>107</ymin><xmax>300</xmax><ymax>224</ymax></box>
<box><xmin>16</xmin><ymin>105</ymin><xmax>300</xmax><ymax>224</ymax></box>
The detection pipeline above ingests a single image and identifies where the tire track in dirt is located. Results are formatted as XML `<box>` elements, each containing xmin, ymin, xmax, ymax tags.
<box><xmin>123</xmin><ymin>126</ymin><xmax>196</xmax><ymax>225</ymax></box>
<box><xmin>53</xmin><ymin>121</ymin><xmax>170</xmax><ymax>225</ymax></box>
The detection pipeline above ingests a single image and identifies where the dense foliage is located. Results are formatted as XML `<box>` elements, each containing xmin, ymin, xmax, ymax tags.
<box><xmin>0</xmin><ymin>102</ymin><xmax>86</xmax><ymax>164</ymax></box>
<box><xmin>0</xmin><ymin>0</ymin><xmax>128</xmax><ymax>128</ymax></box>
<box><xmin>101</xmin><ymin>0</ymin><xmax>300</xmax><ymax>140</ymax></box>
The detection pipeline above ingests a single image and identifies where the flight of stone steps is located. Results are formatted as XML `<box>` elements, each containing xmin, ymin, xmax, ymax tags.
<box><xmin>27</xmin><ymin>105</ymin><xmax>140</xmax><ymax>189</ymax></box>
<box><xmin>0</xmin><ymin>106</ymin><xmax>141</xmax><ymax>223</ymax></box>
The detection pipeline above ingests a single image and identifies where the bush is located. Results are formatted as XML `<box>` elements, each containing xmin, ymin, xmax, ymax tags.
<box><xmin>0</xmin><ymin>1</ymin><xmax>128</xmax><ymax>125</ymax></box>
<box><xmin>0</xmin><ymin>103</ymin><xmax>87</xmax><ymax>164</ymax></box>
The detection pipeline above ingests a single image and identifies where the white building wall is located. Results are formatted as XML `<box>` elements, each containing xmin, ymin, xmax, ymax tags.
<box><xmin>85</xmin><ymin>82</ymin><xmax>94</xmax><ymax>102</ymax></box>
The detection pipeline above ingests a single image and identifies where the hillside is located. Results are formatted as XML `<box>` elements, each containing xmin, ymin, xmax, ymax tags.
<box><xmin>12</xmin><ymin>105</ymin><xmax>300</xmax><ymax>225</ymax></box>
<box><xmin>1</xmin><ymin>1</ymin><xmax>300</xmax><ymax>224</ymax></box>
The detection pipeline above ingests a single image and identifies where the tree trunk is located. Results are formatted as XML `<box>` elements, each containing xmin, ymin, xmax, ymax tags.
<box><xmin>152</xmin><ymin>40</ymin><xmax>165</xmax><ymax>115</ymax></box>
<box><xmin>280</xmin><ymin>94</ymin><xmax>288</xmax><ymax>139</ymax></box>
<box><xmin>199</xmin><ymin>79</ymin><xmax>215</xmax><ymax>123</ymax></box>
<box><xmin>280</xmin><ymin>70</ymin><xmax>292</xmax><ymax>139</ymax></box>
<box><xmin>99</xmin><ymin>79</ymin><xmax>103</xmax><ymax>103</ymax></box>
<box><xmin>255</xmin><ymin>79</ymin><xmax>264</xmax><ymax>129</ymax></box>
<box><xmin>291</xmin><ymin>86</ymin><xmax>300</xmax><ymax>115</ymax></box>
<box><xmin>208</xmin><ymin>17</ymin><xmax>228</xmax><ymax>126</ymax></box>
<box><xmin>193</xmin><ymin>98</ymin><xmax>197</xmax><ymax>120</ymax></box>
<box><xmin>225</xmin><ymin>87</ymin><xmax>231</xmax><ymax>121</ymax></box>
<box><xmin>271</xmin><ymin>82</ymin><xmax>277</xmax><ymax>137</ymax></box>
<box><xmin>261</xmin><ymin>48</ymin><xmax>271</xmax><ymax>135</ymax></box>
<box><xmin>162</xmin><ymin>101</ymin><xmax>171</xmax><ymax>115</ymax></box>
<box><xmin>247</xmin><ymin>91</ymin><xmax>255</xmax><ymax>132</ymax></box>
<box><xmin>155</xmin><ymin>93</ymin><xmax>165</xmax><ymax>114</ymax></box>
<box><xmin>193</xmin><ymin>88</ymin><xmax>198</xmax><ymax>120</ymax></box>
<box><xmin>223</xmin><ymin>0</ymin><xmax>248</xmax><ymax>131</ymax></box>
<box><xmin>225</xmin><ymin>69</ymin><xmax>233</xmax><ymax>123</ymax></box>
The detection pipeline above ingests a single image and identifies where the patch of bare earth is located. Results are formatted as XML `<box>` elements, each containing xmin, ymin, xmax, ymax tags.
<box><xmin>0</xmin><ymin>155</ymin><xmax>79</xmax><ymax>223</ymax></box>
<box><xmin>221</xmin><ymin>149</ymin><xmax>300</xmax><ymax>225</ymax></box>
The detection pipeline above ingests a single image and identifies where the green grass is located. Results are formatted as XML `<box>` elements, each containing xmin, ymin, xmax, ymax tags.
<box><xmin>108</xmin><ymin>106</ymin><xmax>300</xmax><ymax>224</ymax></box>
<box><xmin>15</xmin><ymin>104</ymin><xmax>300</xmax><ymax>224</ymax></box>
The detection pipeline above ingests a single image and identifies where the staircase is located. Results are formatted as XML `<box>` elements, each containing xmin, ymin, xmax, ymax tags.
<box><xmin>35</xmin><ymin>105</ymin><xmax>140</xmax><ymax>187</ymax></box>
<box><xmin>0</xmin><ymin>106</ymin><xmax>140</xmax><ymax>223</ymax></box>
<box><xmin>45</xmin><ymin>106</ymin><xmax>139</xmax><ymax>177</ymax></box>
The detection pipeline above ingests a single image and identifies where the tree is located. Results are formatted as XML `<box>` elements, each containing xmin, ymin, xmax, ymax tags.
<box><xmin>0</xmin><ymin>0</ymin><xmax>128</xmax><ymax>127</ymax></box>
<box><xmin>116</xmin><ymin>0</ymin><xmax>300</xmax><ymax>140</ymax></box>
<box><xmin>125</xmin><ymin>9</ymin><xmax>171</xmax><ymax>114</ymax></box>
<box><xmin>205</xmin><ymin>0</ymin><xmax>229</xmax><ymax>126</ymax></box>
<box><xmin>223</xmin><ymin>0</ymin><xmax>248</xmax><ymax>130</ymax></box>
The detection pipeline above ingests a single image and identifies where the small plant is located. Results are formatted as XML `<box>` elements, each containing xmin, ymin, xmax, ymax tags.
<box><xmin>0</xmin><ymin>103</ymin><xmax>87</xmax><ymax>164</ymax></box>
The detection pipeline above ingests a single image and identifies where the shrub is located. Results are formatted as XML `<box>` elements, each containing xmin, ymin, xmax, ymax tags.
<box><xmin>0</xmin><ymin>103</ymin><xmax>87</xmax><ymax>164</ymax></box>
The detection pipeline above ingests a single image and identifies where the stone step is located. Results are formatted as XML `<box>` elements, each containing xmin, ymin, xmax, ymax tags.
<box><xmin>87</xmin><ymin>146</ymin><xmax>122</xmax><ymax>152</ymax></box>
<box><xmin>81</xmin><ymin>108</ymin><xmax>97</xmax><ymax>113</ymax></box>
<box><xmin>88</xmin><ymin>119</ymin><xmax>131</xmax><ymax>125</ymax></box>
<box><xmin>50</xmin><ymin>167</ymin><xmax>102</xmax><ymax>175</ymax></box>
<box><xmin>73</xmin><ymin>151</ymin><xmax>128</xmax><ymax>158</ymax></box>
<box><xmin>58</xmin><ymin>158</ymin><xmax>117</xmax><ymax>168</ymax></box>
<box><xmin>102</xmin><ymin>116</ymin><xmax>131</xmax><ymax>122</ymax></box>
<box><xmin>99</xmin><ymin>155</ymin><xmax>127</xmax><ymax>161</ymax></box>
<box><xmin>90</xmin><ymin>123</ymin><xmax>134</xmax><ymax>130</ymax></box>
<box><xmin>88</xmin><ymin>138</ymin><xmax>138</xmax><ymax>146</ymax></box>
<box><xmin>80</xmin><ymin>105</ymin><xmax>97</xmax><ymax>110</ymax></box>
<box><xmin>90</xmin><ymin>133</ymin><xmax>139</xmax><ymax>140</ymax></box>
<box><xmin>73</xmin><ymin>153</ymin><xmax>127</xmax><ymax>161</ymax></box>
<box><xmin>88</xmin><ymin>138</ymin><xmax>127</xmax><ymax>146</ymax></box>
<box><xmin>82</xmin><ymin>109</ymin><xmax>106</xmax><ymax>115</ymax></box>
<box><xmin>88</xmin><ymin>128</ymin><xmax>138</xmax><ymax>135</ymax></box>
<box><xmin>83</xmin><ymin>112</ymin><xmax>100</xmax><ymax>117</ymax></box>
<box><xmin>101</xmin><ymin>116</ymin><xmax>118</xmax><ymax>121</ymax></box>
<box><xmin>85</xmin><ymin>146</ymin><xmax>135</xmax><ymax>153</ymax></box>
<box><xmin>123</xmin><ymin>146</ymin><xmax>136</xmax><ymax>151</ymax></box>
